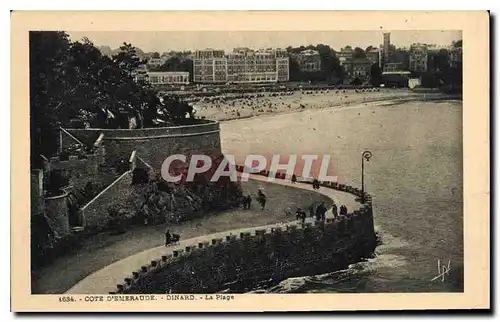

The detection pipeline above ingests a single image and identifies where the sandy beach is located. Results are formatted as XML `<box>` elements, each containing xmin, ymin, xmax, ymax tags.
<box><xmin>194</xmin><ymin>88</ymin><xmax>444</xmax><ymax>121</ymax></box>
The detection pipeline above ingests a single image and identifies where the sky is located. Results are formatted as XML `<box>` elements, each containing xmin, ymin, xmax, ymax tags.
<box><xmin>67</xmin><ymin>30</ymin><xmax>462</xmax><ymax>53</ymax></box>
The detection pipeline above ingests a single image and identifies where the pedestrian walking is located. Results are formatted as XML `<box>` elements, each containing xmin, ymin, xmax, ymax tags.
<box><xmin>332</xmin><ymin>203</ymin><xmax>338</xmax><ymax>218</ymax></box>
<box><xmin>315</xmin><ymin>201</ymin><xmax>327</xmax><ymax>221</ymax></box>
<box><xmin>257</xmin><ymin>188</ymin><xmax>267</xmax><ymax>210</ymax></box>
<box><xmin>296</xmin><ymin>208</ymin><xmax>306</xmax><ymax>224</ymax></box>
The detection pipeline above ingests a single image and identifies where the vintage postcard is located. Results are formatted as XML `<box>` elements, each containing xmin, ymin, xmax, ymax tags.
<box><xmin>11</xmin><ymin>11</ymin><xmax>489</xmax><ymax>312</ymax></box>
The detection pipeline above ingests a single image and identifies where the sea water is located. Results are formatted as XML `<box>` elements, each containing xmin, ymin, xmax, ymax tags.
<box><xmin>220</xmin><ymin>100</ymin><xmax>464</xmax><ymax>293</ymax></box>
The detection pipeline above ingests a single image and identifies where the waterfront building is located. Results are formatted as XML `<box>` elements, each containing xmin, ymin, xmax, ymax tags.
<box><xmin>383</xmin><ymin>62</ymin><xmax>405</xmax><ymax>73</ymax></box>
<box><xmin>343</xmin><ymin>58</ymin><xmax>372</xmax><ymax>83</ymax></box>
<box><xmin>337</xmin><ymin>47</ymin><xmax>354</xmax><ymax>66</ymax></box>
<box><xmin>276</xmin><ymin>57</ymin><xmax>290</xmax><ymax>82</ymax></box>
<box><xmin>269</xmin><ymin>47</ymin><xmax>289</xmax><ymax>58</ymax></box>
<box><xmin>296</xmin><ymin>49</ymin><xmax>322</xmax><ymax>72</ymax></box>
<box><xmin>409</xmin><ymin>43</ymin><xmax>428</xmax><ymax>72</ymax></box>
<box><xmin>192</xmin><ymin>48</ymin><xmax>227</xmax><ymax>83</ymax></box>
<box><xmin>193</xmin><ymin>47</ymin><xmax>290</xmax><ymax>83</ymax></box>
<box><xmin>134</xmin><ymin>71</ymin><xmax>190</xmax><ymax>85</ymax></box>
<box><xmin>365</xmin><ymin>48</ymin><xmax>380</xmax><ymax>66</ymax></box>
<box><xmin>226</xmin><ymin>50</ymin><xmax>278</xmax><ymax>83</ymax></box>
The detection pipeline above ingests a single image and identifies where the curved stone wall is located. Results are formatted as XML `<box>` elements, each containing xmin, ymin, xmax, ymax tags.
<box><xmin>111</xmin><ymin>169</ymin><xmax>376</xmax><ymax>294</ymax></box>
<box><xmin>65</xmin><ymin>120</ymin><xmax>222</xmax><ymax>170</ymax></box>
<box><xmin>44</xmin><ymin>192</ymin><xmax>70</xmax><ymax>236</ymax></box>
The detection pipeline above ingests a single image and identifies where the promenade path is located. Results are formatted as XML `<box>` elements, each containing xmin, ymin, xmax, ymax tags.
<box><xmin>66</xmin><ymin>174</ymin><xmax>361</xmax><ymax>294</ymax></box>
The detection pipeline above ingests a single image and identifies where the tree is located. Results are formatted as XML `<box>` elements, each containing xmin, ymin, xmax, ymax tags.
<box><xmin>140</xmin><ymin>86</ymin><xmax>163</xmax><ymax>128</ymax></box>
<box><xmin>30</xmin><ymin>32</ymin><xmax>167</xmax><ymax>164</ymax></box>
<box><xmin>155</xmin><ymin>57</ymin><xmax>194</xmax><ymax>82</ymax></box>
<box><xmin>98</xmin><ymin>45</ymin><xmax>113</xmax><ymax>57</ymax></box>
<box><xmin>428</xmin><ymin>49</ymin><xmax>450</xmax><ymax>73</ymax></box>
<box><xmin>436</xmin><ymin>49</ymin><xmax>450</xmax><ymax>71</ymax></box>
<box><xmin>288</xmin><ymin>56</ymin><xmax>302</xmax><ymax>81</ymax></box>
<box><xmin>112</xmin><ymin>42</ymin><xmax>144</xmax><ymax>76</ymax></box>
<box><xmin>151</xmin><ymin>52</ymin><xmax>160</xmax><ymax>59</ymax></box>
<box><xmin>162</xmin><ymin>57</ymin><xmax>181</xmax><ymax>71</ymax></box>
<box><xmin>370</xmin><ymin>63</ymin><xmax>382</xmax><ymax>86</ymax></box>
<box><xmin>287</xmin><ymin>46</ymin><xmax>305</xmax><ymax>54</ymax></box>
<box><xmin>350</xmin><ymin>77</ymin><xmax>363</xmax><ymax>86</ymax></box>
<box><xmin>315</xmin><ymin>44</ymin><xmax>343</xmax><ymax>81</ymax></box>
<box><xmin>30</xmin><ymin>31</ymin><xmax>73</xmax><ymax>162</ymax></box>
<box><xmin>353</xmin><ymin>47</ymin><xmax>366</xmax><ymax>59</ymax></box>
<box><xmin>162</xmin><ymin>96</ymin><xmax>193</xmax><ymax>120</ymax></box>
<box><xmin>67</xmin><ymin>39</ymin><xmax>154</xmax><ymax>129</ymax></box>
<box><xmin>180</xmin><ymin>59</ymin><xmax>194</xmax><ymax>82</ymax></box>
<box><xmin>453</xmin><ymin>40</ymin><xmax>463</xmax><ymax>48</ymax></box>
<box><xmin>366</xmin><ymin>45</ymin><xmax>375</xmax><ymax>52</ymax></box>
<box><xmin>421</xmin><ymin>72</ymin><xmax>439</xmax><ymax>88</ymax></box>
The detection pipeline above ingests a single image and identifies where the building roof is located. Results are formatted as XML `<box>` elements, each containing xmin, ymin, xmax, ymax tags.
<box><xmin>144</xmin><ymin>71</ymin><xmax>190</xmax><ymax>76</ymax></box>
<box><xmin>299</xmin><ymin>49</ymin><xmax>320</xmax><ymax>56</ymax></box>
<box><xmin>382</xmin><ymin>71</ymin><xmax>411</xmax><ymax>75</ymax></box>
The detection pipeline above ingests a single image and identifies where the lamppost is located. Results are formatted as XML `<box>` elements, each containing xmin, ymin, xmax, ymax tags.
<box><xmin>361</xmin><ymin>150</ymin><xmax>373</xmax><ymax>204</ymax></box>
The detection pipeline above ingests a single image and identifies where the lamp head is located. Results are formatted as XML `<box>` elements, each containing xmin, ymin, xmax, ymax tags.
<box><xmin>362</xmin><ymin>150</ymin><xmax>373</xmax><ymax>161</ymax></box>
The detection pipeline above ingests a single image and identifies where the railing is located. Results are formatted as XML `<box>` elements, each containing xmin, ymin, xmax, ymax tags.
<box><xmin>63</xmin><ymin>121</ymin><xmax>221</xmax><ymax>143</ymax></box>
<box><xmin>60</xmin><ymin>127</ymin><xmax>85</xmax><ymax>147</ymax></box>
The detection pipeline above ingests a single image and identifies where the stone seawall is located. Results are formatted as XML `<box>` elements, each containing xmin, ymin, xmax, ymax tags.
<box><xmin>111</xmin><ymin>171</ymin><xmax>376</xmax><ymax>294</ymax></box>
<box><xmin>65</xmin><ymin>120</ymin><xmax>222</xmax><ymax>170</ymax></box>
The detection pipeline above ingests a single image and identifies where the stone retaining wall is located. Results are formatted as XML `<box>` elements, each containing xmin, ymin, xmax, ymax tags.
<box><xmin>80</xmin><ymin>170</ymin><xmax>134</xmax><ymax>229</ymax></box>
<box><xmin>64</xmin><ymin>120</ymin><xmax>222</xmax><ymax>170</ymax></box>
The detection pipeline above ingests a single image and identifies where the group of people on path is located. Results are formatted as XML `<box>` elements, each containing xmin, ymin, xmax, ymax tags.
<box><xmin>164</xmin><ymin>229</ymin><xmax>181</xmax><ymax>246</ymax></box>
<box><xmin>240</xmin><ymin>188</ymin><xmax>267</xmax><ymax>210</ymax></box>
<box><xmin>292</xmin><ymin>201</ymin><xmax>349</xmax><ymax>224</ymax></box>
<box><xmin>331</xmin><ymin>203</ymin><xmax>349</xmax><ymax>218</ymax></box>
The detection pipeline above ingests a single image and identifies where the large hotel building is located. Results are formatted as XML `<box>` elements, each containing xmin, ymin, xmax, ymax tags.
<box><xmin>193</xmin><ymin>48</ymin><xmax>290</xmax><ymax>83</ymax></box>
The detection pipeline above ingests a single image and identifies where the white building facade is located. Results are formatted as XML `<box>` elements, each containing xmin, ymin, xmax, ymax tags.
<box><xmin>193</xmin><ymin>48</ymin><xmax>290</xmax><ymax>83</ymax></box>
<box><xmin>135</xmin><ymin>71</ymin><xmax>190</xmax><ymax>85</ymax></box>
